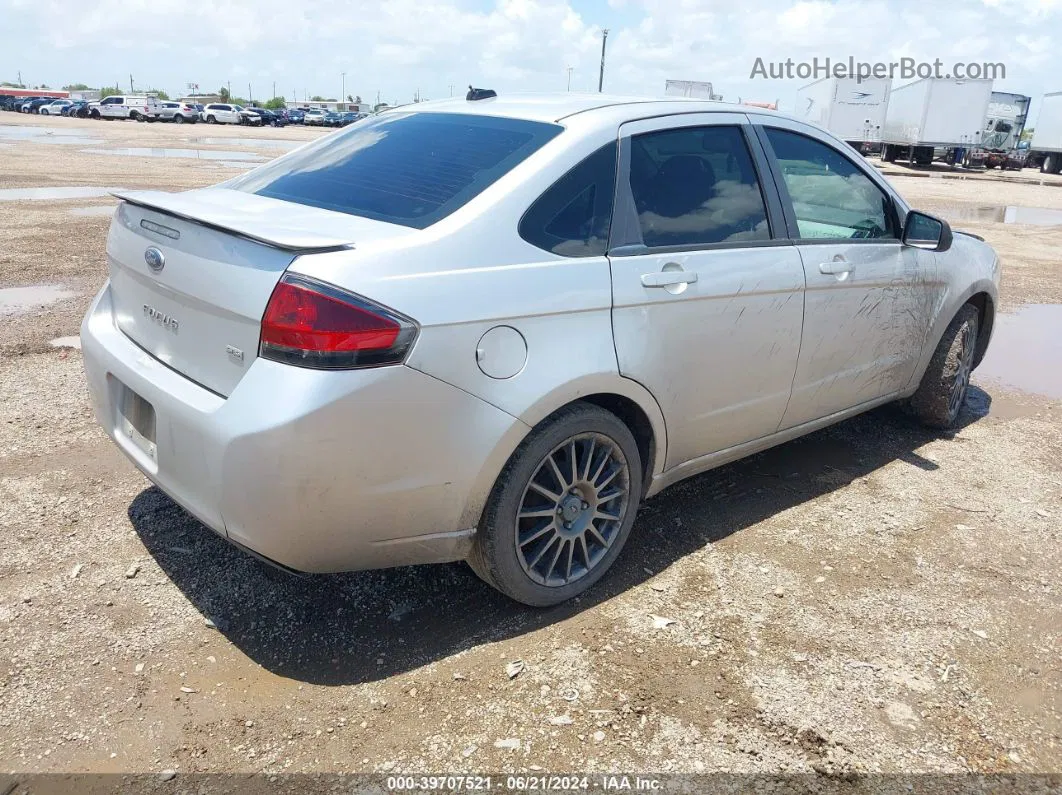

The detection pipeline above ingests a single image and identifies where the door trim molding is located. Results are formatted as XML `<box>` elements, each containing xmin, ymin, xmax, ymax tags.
<box><xmin>645</xmin><ymin>390</ymin><xmax>903</xmax><ymax>497</ymax></box>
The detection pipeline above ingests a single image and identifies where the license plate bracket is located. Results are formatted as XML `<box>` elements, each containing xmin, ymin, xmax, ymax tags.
<box><xmin>118</xmin><ymin>385</ymin><xmax>157</xmax><ymax>461</ymax></box>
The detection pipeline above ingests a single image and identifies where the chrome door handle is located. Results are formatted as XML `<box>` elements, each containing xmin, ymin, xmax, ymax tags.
<box><xmin>818</xmin><ymin>256</ymin><xmax>854</xmax><ymax>276</ymax></box>
<box><xmin>641</xmin><ymin>271</ymin><xmax>698</xmax><ymax>288</ymax></box>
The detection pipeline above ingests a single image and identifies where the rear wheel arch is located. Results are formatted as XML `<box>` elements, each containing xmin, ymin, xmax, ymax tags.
<box><xmin>458</xmin><ymin>382</ymin><xmax>667</xmax><ymax>532</ymax></box>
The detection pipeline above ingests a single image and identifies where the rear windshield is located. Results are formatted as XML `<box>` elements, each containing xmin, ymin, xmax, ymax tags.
<box><xmin>228</xmin><ymin>112</ymin><xmax>563</xmax><ymax>229</ymax></box>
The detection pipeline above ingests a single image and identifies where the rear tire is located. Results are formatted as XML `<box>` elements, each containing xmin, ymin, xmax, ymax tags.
<box><xmin>468</xmin><ymin>403</ymin><xmax>643</xmax><ymax>607</ymax></box>
<box><xmin>173</xmin><ymin>114</ymin><xmax>184</xmax><ymax>125</ymax></box>
<box><xmin>909</xmin><ymin>305</ymin><xmax>980</xmax><ymax>430</ymax></box>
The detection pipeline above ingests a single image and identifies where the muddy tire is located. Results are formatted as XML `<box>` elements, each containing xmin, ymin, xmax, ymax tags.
<box><xmin>468</xmin><ymin>403</ymin><xmax>643</xmax><ymax>607</ymax></box>
<box><xmin>909</xmin><ymin>304</ymin><xmax>980</xmax><ymax>429</ymax></box>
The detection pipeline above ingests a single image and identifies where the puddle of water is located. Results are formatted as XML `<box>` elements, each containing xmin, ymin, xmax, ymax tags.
<box><xmin>976</xmin><ymin>304</ymin><xmax>1062</xmax><ymax>400</ymax></box>
<box><xmin>69</xmin><ymin>205</ymin><xmax>117</xmax><ymax>217</ymax></box>
<box><xmin>50</xmin><ymin>335</ymin><xmax>82</xmax><ymax>349</ymax></box>
<box><xmin>81</xmin><ymin>147</ymin><xmax>266</xmax><ymax>162</ymax></box>
<box><xmin>0</xmin><ymin>285</ymin><xmax>76</xmax><ymax>317</ymax></box>
<box><xmin>0</xmin><ymin>186</ymin><xmax>125</xmax><ymax>201</ymax></box>
<box><xmin>942</xmin><ymin>205</ymin><xmax>1062</xmax><ymax>226</ymax></box>
<box><xmin>195</xmin><ymin>137</ymin><xmax>300</xmax><ymax>151</ymax></box>
<box><xmin>0</xmin><ymin>126</ymin><xmax>102</xmax><ymax>145</ymax></box>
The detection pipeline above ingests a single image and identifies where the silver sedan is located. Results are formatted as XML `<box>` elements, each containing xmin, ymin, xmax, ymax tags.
<box><xmin>81</xmin><ymin>94</ymin><xmax>1000</xmax><ymax>606</ymax></box>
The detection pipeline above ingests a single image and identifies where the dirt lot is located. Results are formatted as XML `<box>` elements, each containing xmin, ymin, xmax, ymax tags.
<box><xmin>0</xmin><ymin>112</ymin><xmax>1060</xmax><ymax>780</ymax></box>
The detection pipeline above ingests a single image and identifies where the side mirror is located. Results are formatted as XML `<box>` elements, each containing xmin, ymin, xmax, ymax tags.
<box><xmin>902</xmin><ymin>210</ymin><xmax>953</xmax><ymax>252</ymax></box>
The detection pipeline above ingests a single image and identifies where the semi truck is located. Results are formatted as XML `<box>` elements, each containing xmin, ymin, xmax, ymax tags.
<box><xmin>977</xmin><ymin>91</ymin><xmax>1031</xmax><ymax>169</ymax></box>
<box><xmin>1029</xmin><ymin>91</ymin><xmax>1062</xmax><ymax>173</ymax></box>
<box><xmin>880</xmin><ymin>77</ymin><xmax>993</xmax><ymax>166</ymax></box>
<box><xmin>795</xmin><ymin>77</ymin><xmax>891</xmax><ymax>149</ymax></box>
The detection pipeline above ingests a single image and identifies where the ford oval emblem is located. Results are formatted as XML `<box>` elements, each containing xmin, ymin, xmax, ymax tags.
<box><xmin>144</xmin><ymin>247</ymin><xmax>165</xmax><ymax>273</ymax></box>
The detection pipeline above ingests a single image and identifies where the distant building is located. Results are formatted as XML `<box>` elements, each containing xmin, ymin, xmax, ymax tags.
<box><xmin>284</xmin><ymin>100</ymin><xmax>371</xmax><ymax>113</ymax></box>
<box><xmin>178</xmin><ymin>94</ymin><xmax>223</xmax><ymax>105</ymax></box>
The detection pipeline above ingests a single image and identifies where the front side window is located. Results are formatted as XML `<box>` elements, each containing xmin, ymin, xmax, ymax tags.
<box><xmin>764</xmin><ymin>128</ymin><xmax>896</xmax><ymax>240</ymax></box>
<box><xmin>231</xmin><ymin>112</ymin><xmax>562</xmax><ymax>229</ymax></box>
<box><xmin>627</xmin><ymin>125</ymin><xmax>770</xmax><ymax>248</ymax></box>
<box><xmin>519</xmin><ymin>143</ymin><xmax>617</xmax><ymax>257</ymax></box>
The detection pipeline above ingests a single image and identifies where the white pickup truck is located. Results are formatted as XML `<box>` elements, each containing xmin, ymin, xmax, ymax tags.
<box><xmin>94</xmin><ymin>95</ymin><xmax>162</xmax><ymax>122</ymax></box>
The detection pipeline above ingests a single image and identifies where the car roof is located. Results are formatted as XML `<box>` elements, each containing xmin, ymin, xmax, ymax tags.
<box><xmin>396</xmin><ymin>93</ymin><xmax>783</xmax><ymax>125</ymax></box>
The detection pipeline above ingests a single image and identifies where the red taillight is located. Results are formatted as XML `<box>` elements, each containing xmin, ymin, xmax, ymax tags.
<box><xmin>260</xmin><ymin>274</ymin><xmax>416</xmax><ymax>369</ymax></box>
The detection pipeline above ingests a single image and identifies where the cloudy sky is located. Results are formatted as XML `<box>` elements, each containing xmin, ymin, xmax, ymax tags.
<box><xmin>2</xmin><ymin>0</ymin><xmax>1059</xmax><ymax>116</ymax></box>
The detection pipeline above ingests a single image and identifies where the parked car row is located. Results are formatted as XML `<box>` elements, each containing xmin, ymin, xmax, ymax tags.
<box><xmin>0</xmin><ymin>93</ymin><xmax>369</xmax><ymax>129</ymax></box>
<box><xmin>304</xmin><ymin>109</ymin><xmax>366</xmax><ymax>127</ymax></box>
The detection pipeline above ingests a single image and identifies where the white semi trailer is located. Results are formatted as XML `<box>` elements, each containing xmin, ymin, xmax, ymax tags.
<box><xmin>880</xmin><ymin>77</ymin><xmax>993</xmax><ymax>166</ymax></box>
<box><xmin>1030</xmin><ymin>91</ymin><xmax>1062</xmax><ymax>173</ymax></box>
<box><xmin>795</xmin><ymin>77</ymin><xmax>891</xmax><ymax>148</ymax></box>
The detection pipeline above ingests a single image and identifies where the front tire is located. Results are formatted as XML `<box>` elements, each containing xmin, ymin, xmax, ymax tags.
<box><xmin>910</xmin><ymin>304</ymin><xmax>980</xmax><ymax>429</ymax></box>
<box><xmin>469</xmin><ymin>403</ymin><xmax>643</xmax><ymax>606</ymax></box>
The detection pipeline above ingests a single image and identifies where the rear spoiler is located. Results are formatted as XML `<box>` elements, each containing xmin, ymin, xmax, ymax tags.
<box><xmin>112</xmin><ymin>189</ymin><xmax>356</xmax><ymax>252</ymax></box>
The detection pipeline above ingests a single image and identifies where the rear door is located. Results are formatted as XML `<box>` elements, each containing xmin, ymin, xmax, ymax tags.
<box><xmin>754</xmin><ymin>119</ymin><xmax>934</xmax><ymax>428</ymax></box>
<box><xmin>609</xmin><ymin>113</ymin><xmax>806</xmax><ymax>469</ymax></box>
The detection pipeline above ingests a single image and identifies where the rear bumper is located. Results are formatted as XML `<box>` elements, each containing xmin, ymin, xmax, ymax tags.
<box><xmin>80</xmin><ymin>282</ymin><xmax>527</xmax><ymax>573</ymax></box>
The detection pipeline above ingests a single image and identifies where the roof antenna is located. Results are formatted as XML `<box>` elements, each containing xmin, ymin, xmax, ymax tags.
<box><xmin>466</xmin><ymin>85</ymin><xmax>497</xmax><ymax>101</ymax></box>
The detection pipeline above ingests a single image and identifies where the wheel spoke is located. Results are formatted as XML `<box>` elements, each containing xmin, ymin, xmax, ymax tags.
<box><xmin>578</xmin><ymin>534</ymin><xmax>591</xmax><ymax>569</ymax></box>
<box><xmin>545</xmin><ymin>538</ymin><xmax>566</xmax><ymax>581</ymax></box>
<box><xmin>586</xmin><ymin>523</ymin><xmax>608</xmax><ymax>547</ymax></box>
<box><xmin>546</xmin><ymin>454</ymin><xmax>568</xmax><ymax>492</ymax></box>
<box><xmin>568</xmin><ymin>441</ymin><xmax>579</xmax><ymax>485</ymax></box>
<box><xmin>519</xmin><ymin>522</ymin><xmax>556</xmax><ymax>547</ymax></box>
<box><xmin>528</xmin><ymin>535</ymin><xmax>559</xmax><ymax>569</ymax></box>
<box><xmin>598</xmin><ymin>487</ymin><xmax>624</xmax><ymax>503</ymax></box>
<box><xmin>594</xmin><ymin>508</ymin><xmax>621</xmax><ymax>522</ymax></box>
<box><xmin>564</xmin><ymin>538</ymin><xmax>575</xmax><ymax>582</ymax></box>
<box><xmin>519</xmin><ymin>507</ymin><xmax>558</xmax><ymax>519</ymax></box>
<box><xmin>581</xmin><ymin>437</ymin><xmax>596</xmax><ymax>481</ymax></box>
<box><xmin>590</xmin><ymin>449</ymin><xmax>609</xmax><ymax>484</ymax></box>
<box><xmin>596</xmin><ymin>464</ymin><xmax>621</xmax><ymax>491</ymax></box>
<box><xmin>528</xmin><ymin>480</ymin><xmax>562</xmax><ymax>503</ymax></box>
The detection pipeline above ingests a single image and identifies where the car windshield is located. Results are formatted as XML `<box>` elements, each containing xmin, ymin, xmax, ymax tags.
<box><xmin>229</xmin><ymin>111</ymin><xmax>562</xmax><ymax>229</ymax></box>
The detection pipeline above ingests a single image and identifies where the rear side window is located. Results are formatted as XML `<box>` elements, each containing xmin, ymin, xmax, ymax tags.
<box><xmin>519</xmin><ymin>143</ymin><xmax>617</xmax><ymax>257</ymax></box>
<box><xmin>229</xmin><ymin>112</ymin><xmax>562</xmax><ymax>229</ymax></box>
<box><xmin>628</xmin><ymin>125</ymin><xmax>770</xmax><ymax>248</ymax></box>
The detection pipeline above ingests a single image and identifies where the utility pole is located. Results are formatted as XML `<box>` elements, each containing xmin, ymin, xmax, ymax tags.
<box><xmin>17</xmin><ymin>70</ymin><xmax>22</xmax><ymax>87</ymax></box>
<box><xmin>341</xmin><ymin>72</ymin><xmax>346</xmax><ymax>105</ymax></box>
<box><xmin>248</xmin><ymin>83</ymin><xmax>252</xmax><ymax>103</ymax></box>
<box><xmin>227</xmin><ymin>80</ymin><xmax>231</xmax><ymax>100</ymax></box>
<box><xmin>130</xmin><ymin>74</ymin><xmax>134</xmax><ymax>93</ymax></box>
<box><xmin>597</xmin><ymin>29</ymin><xmax>609</xmax><ymax>93</ymax></box>
<box><xmin>567</xmin><ymin>66</ymin><xmax>573</xmax><ymax>91</ymax></box>
<box><xmin>449</xmin><ymin>84</ymin><xmax>454</xmax><ymax>97</ymax></box>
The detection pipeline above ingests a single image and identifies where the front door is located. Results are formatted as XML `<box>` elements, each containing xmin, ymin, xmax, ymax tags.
<box><xmin>609</xmin><ymin>114</ymin><xmax>806</xmax><ymax>470</ymax></box>
<box><xmin>757</xmin><ymin>123</ymin><xmax>934</xmax><ymax>429</ymax></box>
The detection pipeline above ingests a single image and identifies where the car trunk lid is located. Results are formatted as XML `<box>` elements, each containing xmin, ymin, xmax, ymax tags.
<box><xmin>106</xmin><ymin>188</ymin><xmax>408</xmax><ymax>396</ymax></box>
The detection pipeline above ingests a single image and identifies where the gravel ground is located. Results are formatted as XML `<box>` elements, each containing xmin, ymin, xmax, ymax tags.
<box><xmin>0</xmin><ymin>113</ymin><xmax>1060</xmax><ymax>779</ymax></box>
